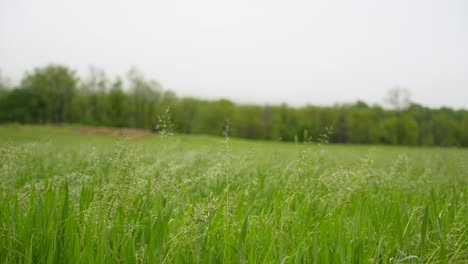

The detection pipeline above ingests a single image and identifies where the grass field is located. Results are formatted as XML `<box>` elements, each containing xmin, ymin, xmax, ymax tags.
<box><xmin>0</xmin><ymin>125</ymin><xmax>467</xmax><ymax>263</ymax></box>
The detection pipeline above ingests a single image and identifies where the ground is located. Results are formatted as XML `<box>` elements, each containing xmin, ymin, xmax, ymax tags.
<box><xmin>78</xmin><ymin>126</ymin><xmax>154</xmax><ymax>138</ymax></box>
<box><xmin>0</xmin><ymin>124</ymin><xmax>467</xmax><ymax>263</ymax></box>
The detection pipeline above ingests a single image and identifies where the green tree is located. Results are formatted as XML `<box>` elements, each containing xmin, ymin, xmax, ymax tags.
<box><xmin>107</xmin><ymin>78</ymin><xmax>127</xmax><ymax>127</ymax></box>
<box><xmin>20</xmin><ymin>65</ymin><xmax>77</xmax><ymax>123</ymax></box>
<box><xmin>237</xmin><ymin>105</ymin><xmax>265</xmax><ymax>139</ymax></box>
<box><xmin>380</xmin><ymin>115</ymin><xmax>419</xmax><ymax>145</ymax></box>
<box><xmin>0</xmin><ymin>69</ymin><xmax>11</xmax><ymax>97</ymax></box>
<box><xmin>1</xmin><ymin>64</ymin><xmax>467</xmax><ymax>147</ymax></box>
<box><xmin>127</xmin><ymin>68</ymin><xmax>162</xmax><ymax>129</ymax></box>
<box><xmin>77</xmin><ymin>67</ymin><xmax>110</xmax><ymax>125</ymax></box>
<box><xmin>0</xmin><ymin>88</ymin><xmax>37</xmax><ymax>123</ymax></box>
<box><xmin>347</xmin><ymin>108</ymin><xmax>379</xmax><ymax>144</ymax></box>
<box><xmin>172</xmin><ymin>97</ymin><xmax>202</xmax><ymax>134</ymax></box>
<box><xmin>191</xmin><ymin>99</ymin><xmax>238</xmax><ymax>136</ymax></box>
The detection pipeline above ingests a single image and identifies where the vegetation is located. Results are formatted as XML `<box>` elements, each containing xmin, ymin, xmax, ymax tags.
<box><xmin>0</xmin><ymin>125</ymin><xmax>467</xmax><ymax>263</ymax></box>
<box><xmin>1</xmin><ymin>65</ymin><xmax>468</xmax><ymax>147</ymax></box>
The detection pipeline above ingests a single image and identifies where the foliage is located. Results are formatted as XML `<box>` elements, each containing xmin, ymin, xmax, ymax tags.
<box><xmin>1</xmin><ymin>65</ymin><xmax>468</xmax><ymax>146</ymax></box>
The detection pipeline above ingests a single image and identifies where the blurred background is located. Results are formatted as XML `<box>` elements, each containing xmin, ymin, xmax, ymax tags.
<box><xmin>1</xmin><ymin>0</ymin><xmax>467</xmax><ymax>146</ymax></box>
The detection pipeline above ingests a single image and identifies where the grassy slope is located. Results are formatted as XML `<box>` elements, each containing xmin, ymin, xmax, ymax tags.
<box><xmin>0</xmin><ymin>125</ymin><xmax>467</xmax><ymax>263</ymax></box>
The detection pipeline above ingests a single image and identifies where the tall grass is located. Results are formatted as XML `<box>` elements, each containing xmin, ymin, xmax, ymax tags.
<box><xmin>0</xmin><ymin>126</ymin><xmax>467</xmax><ymax>263</ymax></box>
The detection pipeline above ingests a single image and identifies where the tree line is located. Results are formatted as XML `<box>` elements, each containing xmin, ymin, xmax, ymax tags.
<box><xmin>1</xmin><ymin>64</ymin><xmax>467</xmax><ymax>147</ymax></box>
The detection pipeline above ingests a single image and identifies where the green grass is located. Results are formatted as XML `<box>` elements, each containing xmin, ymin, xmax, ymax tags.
<box><xmin>0</xmin><ymin>124</ymin><xmax>467</xmax><ymax>263</ymax></box>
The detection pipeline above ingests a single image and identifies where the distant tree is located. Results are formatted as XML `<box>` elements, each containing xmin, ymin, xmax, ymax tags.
<box><xmin>191</xmin><ymin>99</ymin><xmax>238</xmax><ymax>136</ymax></box>
<box><xmin>353</xmin><ymin>100</ymin><xmax>369</xmax><ymax>109</ymax></box>
<box><xmin>430</xmin><ymin>113</ymin><xmax>458</xmax><ymax>146</ymax></box>
<box><xmin>158</xmin><ymin>90</ymin><xmax>179</xmax><ymax>126</ymax></box>
<box><xmin>0</xmin><ymin>71</ymin><xmax>10</xmax><ymax>121</ymax></box>
<box><xmin>335</xmin><ymin>109</ymin><xmax>349</xmax><ymax>143</ymax></box>
<box><xmin>20</xmin><ymin>65</ymin><xmax>77</xmax><ymax>123</ymax></box>
<box><xmin>0</xmin><ymin>88</ymin><xmax>37</xmax><ymax>123</ymax></box>
<box><xmin>237</xmin><ymin>105</ymin><xmax>265</xmax><ymax>139</ymax></box>
<box><xmin>270</xmin><ymin>104</ymin><xmax>300</xmax><ymax>141</ymax></box>
<box><xmin>2</xmin><ymin>64</ymin><xmax>468</xmax><ymax>147</ymax></box>
<box><xmin>461</xmin><ymin>114</ymin><xmax>468</xmax><ymax>147</ymax></box>
<box><xmin>383</xmin><ymin>87</ymin><xmax>419</xmax><ymax>144</ymax></box>
<box><xmin>300</xmin><ymin>106</ymin><xmax>321</xmax><ymax>141</ymax></box>
<box><xmin>385</xmin><ymin>87</ymin><xmax>411</xmax><ymax>112</ymax></box>
<box><xmin>172</xmin><ymin>97</ymin><xmax>203</xmax><ymax>134</ymax></box>
<box><xmin>77</xmin><ymin>67</ymin><xmax>109</xmax><ymax>124</ymax></box>
<box><xmin>127</xmin><ymin>68</ymin><xmax>162</xmax><ymax>129</ymax></box>
<box><xmin>380</xmin><ymin>115</ymin><xmax>419</xmax><ymax>145</ymax></box>
<box><xmin>107</xmin><ymin>78</ymin><xmax>126</xmax><ymax>127</ymax></box>
<box><xmin>347</xmin><ymin>108</ymin><xmax>379</xmax><ymax>144</ymax></box>
<box><xmin>0</xmin><ymin>69</ymin><xmax>11</xmax><ymax>95</ymax></box>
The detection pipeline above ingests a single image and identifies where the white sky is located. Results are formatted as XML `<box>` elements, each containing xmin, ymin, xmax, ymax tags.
<box><xmin>1</xmin><ymin>0</ymin><xmax>467</xmax><ymax>108</ymax></box>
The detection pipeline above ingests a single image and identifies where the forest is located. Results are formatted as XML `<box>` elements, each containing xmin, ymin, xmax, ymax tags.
<box><xmin>1</xmin><ymin>64</ymin><xmax>467</xmax><ymax>147</ymax></box>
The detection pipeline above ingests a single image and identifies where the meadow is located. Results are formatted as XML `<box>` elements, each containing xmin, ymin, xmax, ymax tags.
<box><xmin>0</xmin><ymin>125</ymin><xmax>467</xmax><ymax>263</ymax></box>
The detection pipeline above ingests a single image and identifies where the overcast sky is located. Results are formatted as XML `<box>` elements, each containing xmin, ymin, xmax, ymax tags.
<box><xmin>1</xmin><ymin>0</ymin><xmax>467</xmax><ymax>108</ymax></box>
